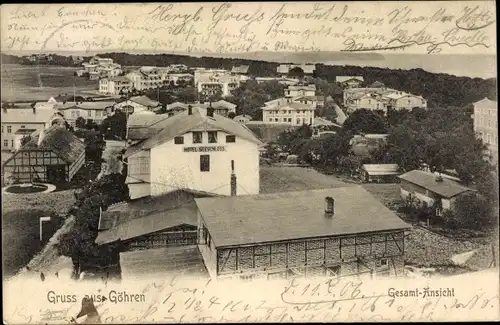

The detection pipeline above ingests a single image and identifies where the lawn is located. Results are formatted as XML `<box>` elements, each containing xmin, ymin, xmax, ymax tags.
<box><xmin>2</xmin><ymin>189</ymin><xmax>77</xmax><ymax>278</ymax></box>
<box><xmin>1</xmin><ymin>64</ymin><xmax>98</xmax><ymax>102</ymax></box>
<box><xmin>2</xmin><ymin>209</ymin><xmax>52</xmax><ymax>277</ymax></box>
<box><xmin>260</xmin><ymin>166</ymin><xmax>353</xmax><ymax>193</ymax></box>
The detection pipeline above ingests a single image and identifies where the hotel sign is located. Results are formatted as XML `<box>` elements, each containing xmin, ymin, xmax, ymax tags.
<box><xmin>183</xmin><ymin>146</ymin><xmax>226</xmax><ymax>153</ymax></box>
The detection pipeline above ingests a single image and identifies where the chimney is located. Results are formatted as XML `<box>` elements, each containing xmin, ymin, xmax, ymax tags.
<box><xmin>207</xmin><ymin>106</ymin><xmax>214</xmax><ymax>118</ymax></box>
<box><xmin>435</xmin><ymin>172</ymin><xmax>444</xmax><ymax>182</ymax></box>
<box><xmin>230</xmin><ymin>160</ymin><xmax>237</xmax><ymax>196</ymax></box>
<box><xmin>37</xmin><ymin>129</ymin><xmax>45</xmax><ymax>147</ymax></box>
<box><xmin>188</xmin><ymin>105</ymin><xmax>193</xmax><ymax>115</ymax></box>
<box><xmin>325</xmin><ymin>196</ymin><xmax>334</xmax><ymax>217</ymax></box>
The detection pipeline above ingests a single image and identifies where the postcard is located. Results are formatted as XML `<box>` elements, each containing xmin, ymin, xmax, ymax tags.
<box><xmin>1</xmin><ymin>1</ymin><xmax>498</xmax><ymax>323</ymax></box>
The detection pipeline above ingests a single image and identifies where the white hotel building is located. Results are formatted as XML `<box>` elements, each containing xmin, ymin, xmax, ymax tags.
<box><xmin>124</xmin><ymin>106</ymin><xmax>262</xmax><ymax>199</ymax></box>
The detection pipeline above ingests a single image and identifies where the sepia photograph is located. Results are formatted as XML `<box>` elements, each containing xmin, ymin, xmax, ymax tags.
<box><xmin>1</xmin><ymin>1</ymin><xmax>498</xmax><ymax>323</ymax></box>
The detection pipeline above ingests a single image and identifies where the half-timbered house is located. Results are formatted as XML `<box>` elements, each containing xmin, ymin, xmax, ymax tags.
<box><xmin>2</xmin><ymin>125</ymin><xmax>85</xmax><ymax>184</ymax></box>
<box><xmin>195</xmin><ymin>186</ymin><xmax>411</xmax><ymax>280</ymax></box>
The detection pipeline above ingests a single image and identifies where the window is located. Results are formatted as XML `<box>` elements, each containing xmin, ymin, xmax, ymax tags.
<box><xmin>275</xmin><ymin>118</ymin><xmax>279</xmax><ymax>122</ymax></box>
<box><xmin>96</xmin><ymin>111</ymin><xmax>101</xmax><ymax>117</ymax></box>
<box><xmin>1</xmin><ymin>125</ymin><xmax>3</xmax><ymax>133</ymax></box>
<box><xmin>193</xmin><ymin>131</ymin><xmax>203</xmax><ymax>144</ymax></box>
<box><xmin>71</xmin><ymin>111</ymin><xmax>76</xmax><ymax>117</ymax></box>
<box><xmin>11</xmin><ymin>140</ymin><xmax>14</xmax><ymax>147</ymax></box>
<box><xmin>380</xmin><ymin>258</ymin><xmax>388</xmax><ymax>266</ymax></box>
<box><xmin>7</xmin><ymin>126</ymin><xmax>12</xmax><ymax>133</ymax></box>
<box><xmin>226</xmin><ymin>135</ymin><xmax>236</xmax><ymax>143</ymax></box>
<box><xmin>20</xmin><ymin>125</ymin><xmax>25</xmax><ymax>128</ymax></box>
<box><xmin>296</xmin><ymin>119</ymin><xmax>300</xmax><ymax>125</ymax></box>
<box><xmin>208</xmin><ymin>131</ymin><xmax>218</xmax><ymax>143</ymax></box>
<box><xmin>325</xmin><ymin>265</ymin><xmax>341</xmax><ymax>277</ymax></box>
<box><xmin>174</xmin><ymin>136</ymin><xmax>184</xmax><ymax>144</ymax></box>
<box><xmin>200</xmin><ymin>155</ymin><xmax>210</xmax><ymax>172</ymax></box>
<box><xmin>268</xmin><ymin>118</ymin><xmax>273</xmax><ymax>122</ymax></box>
<box><xmin>3</xmin><ymin>139</ymin><xmax>8</xmax><ymax>147</ymax></box>
<box><xmin>88</xmin><ymin>110</ymin><xmax>92</xmax><ymax>117</ymax></box>
<box><xmin>436</xmin><ymin>207</ymin><xmax>443</xmax><ymax>217</ymax></box>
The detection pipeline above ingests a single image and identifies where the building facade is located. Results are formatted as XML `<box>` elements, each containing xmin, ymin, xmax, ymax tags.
<box><xmin>113</xmin><ymin>96</ymin><xmax>160</xmax><ymax>115</ymax></box>
<box><xmin>124</xmin><ymin>106</ymin><xmax>262</xmax><ymax>200</ymax></box>
<box><xmin>1</xmin><ymin>108</ymin><xmax>64</xmax><ymax>151</ymax></box>
<box><xmin>277</xmin><ymin>64</ymin><xmax>316</xmax><ymax>75</ymax></box>
<box><xmin>472</xmin><ymin>98</ymin><xmax>498</xmax><ymax>165</ymax></box>
<box><xmin>398</xmin><ymin>170</ymin><xmax>474</xmax><ymax>216</ymax></box>
<box><xmin>2</xmin><ymin>125</ymin><xmax>85</xmax><ymax>184</ymax></box>
<box><xmin>261</xmin><ymin>98</ymin><xmax>315</xmax><ymax>126</ymax></box>
<box><xmin>336</xmin><ymin>76</ymin><xmax>364</xmax><ymax>89</ymax></box>
<box><xmin>285</xmin><ymin>85</ymin><xmax>316</xmax><ymax>98</ymax></box>
<box><xmin>55</xmin><ymin>102</ymin><xmax>114</xmax><ymax>126</ymax></box>
<box><xmin>195</xmin><ymin>186</ymin><xmax>411</xmax><ymax>280</ymax></box>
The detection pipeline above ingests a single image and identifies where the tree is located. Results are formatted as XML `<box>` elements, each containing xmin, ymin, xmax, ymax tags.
<box><xmin>84</xmin><ymin>132</ymin><xmax>106</xmax><ymax>165</ymax></box>
<box><xmin>20</xmin><ymin>135</ymin><xmax>31</xmax><ymax>146</ymax></box>
<box><xmin>100</xmin><ymin>110</ymin><xmax>127</xmax><ymax>140</ymax></box>
<box><xmin>75</xmin><ymin>117</ymin><xmax>86</xmax><ymax>129</ymax></box>
<box><xmin>228</xmin><ymin>112</ymin><xmax>236</xmax><ymax>119</ymax></box>
<box><xmin>447</xmin><ymin>193</ymin><xmax>496</xmax><ymax>230</ymax></box>
<box><xmin>288</xmin><ymin>67</ymin><xmax>304</xmax><ymax>79</ymax></box>
<box><xmin>85</xmin><ymin>119</ymin><xmax>98</xmax><ymax>130</ymax></box>
<box><xmin>277</xmin><ymin>124</ymin><xmax>313</xmax><ymax>153</ymax></box>
<box><xmin>342</xmin><ymin>109</ymin><xmax>388</xmax><ymax>134</ymax></box>
<box><xmin>57</xmin><ymin>173</ymin><xmax>130</xmax><ymax>277</ymax></box>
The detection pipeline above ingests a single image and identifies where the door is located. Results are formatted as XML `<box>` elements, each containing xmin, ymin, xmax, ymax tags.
<box><xmin>46</xmin><ymin>165</ymin><xmax>67</xmax><ymax>184</ymax></box>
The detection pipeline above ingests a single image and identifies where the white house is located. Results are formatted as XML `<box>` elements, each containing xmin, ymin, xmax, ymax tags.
<box><xmin>383</xmin><ymin>92</ymin><xmax>427</xmax><ymax>111</ymax></box>
<box><xmin>55</xmin><ymin>101</ymin><xmax>115</xmax><ymax>126</ymax></box>
<box><xmin>285</xmin><ymin>84</ymin><xmax>316</xmax><ymax>98</ymax></box>
<box><xmin>1</xmin><ymin>107</ymin><xmax>65</xmax><ymax>151</ymax></box>
<box><xmin>472</xmin><ymin>98</ymin><xmax>498</xmax><ymax>165</ymax></box>
<box><xmin>164</xmin><ymin>73</ymin><xmax>194</xmax><ymax>86</ymax></box>
<box><xmin>255</xmin><ymin>77</ymin><xmax>300</xmax><ymax>86</ymax></box>
<box><xmin>233</xmin><ymin>114</ymin><xmax>252</xmax><ymax>124</ymax></box>
<box><xmin>123</xmin><ymin>106</ymin><xmax>262</xmax><ymax>199</ymax></box>
<box><xmin>277</xmin><ymin>64</ymin><xmax>315</xmax><ymax>75</ymax></box>
<box><xmin>99</xmin><ymin>76</ymin><xmax>134</xmax><ymax>95</ymax></box>
<box><xmin>165</xmin><ymin>101</ymin><xmax>236</xmax><ymax>118</ymax></box>
<box><xmin>113</xmin><ymin>96</ymin><xmax>160</xmax><ymax>115</ymax></box>
<box><xmin>262</xmin><ymin>100</ymin><xmax>315</xmax><ymax>126</ymax></box>
<box><xmin>336</xmin><ymin>76</ymin><xmax>364</xmax><ymax>88</ymax></box>
<box><xmin>398</xmin><ymin>170</ymin><xmax>474</xmax><ymax>216</ymax></box>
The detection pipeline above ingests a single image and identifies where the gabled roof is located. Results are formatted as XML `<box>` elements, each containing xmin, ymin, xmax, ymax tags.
<box><xmin>398</xmin><ymin>170</ymin><xmax>474</xmax><ymax>198</ymax></box>
<box><xmin>16</xmin><ymin>125</ymin><xmax>85</xmax><ymax>164</ymax></box>
<box><xmin>231</xmin><ymin>65</ymin><xmax>250</xmax><ymax>74</ymax></box>
<box><xmin>336</xmin><ymin>76</ymin><xmax>364</xmax><ymax>83</ymax></box>
<box><xmin>288</xmin><ymin>84</ymin><xmax>316</xmax><ymax>91</ymax></box>
<box><xmin>127</xmin><ymin>114</ymin><xmax>170</xmax><ymax>140</ymax></box>
<box><xmin>129</xmin><ymin>96</ymin><xmax>160</xmax><ymax>107</ymax></box>
<box><xmin>96</xmin><ymin>189</ymin><xmax>220</xmax><ymax>245</ymax></box>
<box><xmin>124</xmin><ymin>106</ymin><xmax>262</xmax><ymax>158</ymax></box>
<box><xmin>362</xmin><ymin>164</ymin><xmax>400</xmax><ymax>176</ymax></box>
<box><xmin>55</xmin><ymin>101</ymin><xmax>116</xmax><ymax>111</ymax></box>
<box><xmin>473</xmin><ymin>98</ymin><xmax>497</xmax><ymax>108</ymax></box>
<box><xmin>206</xmin><ymin>100</ymin><xmax>237</xmax><ymax>109</ymax></box>
<box><xmin>293</xmin><ymin>96</ymin><xmax>318</xmax><ymax>102</ymax></box>
<box><xmin>1</xmin><ymin>108</ymin><xmax>56</xmax><ymax>124</ymax></box>
<box><xmin>195</xmin><ymin>186</ymin><xmax>411</xmax><ymax>248</ymax></box>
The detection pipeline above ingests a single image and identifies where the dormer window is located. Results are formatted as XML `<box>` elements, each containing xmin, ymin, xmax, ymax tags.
<box><xmin>174</xmin><ymin>136</ymin><xmax>184</xmax><ymax>144</ymax></box>
<box><xmin>193</xmin><ymin>131</ymin><xmax>203</xmax><ymax>144</ymax></box>
<box><xmin>208</xmin><ymin>131</ymin><xmax>218</xmax><ymax>143</ymax></box>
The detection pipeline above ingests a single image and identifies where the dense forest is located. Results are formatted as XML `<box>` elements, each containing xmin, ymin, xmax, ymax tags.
<box><xmin>1</xmin><ymin>52</ymin><xmax>496</xmax><ymax>108</ymax></box>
